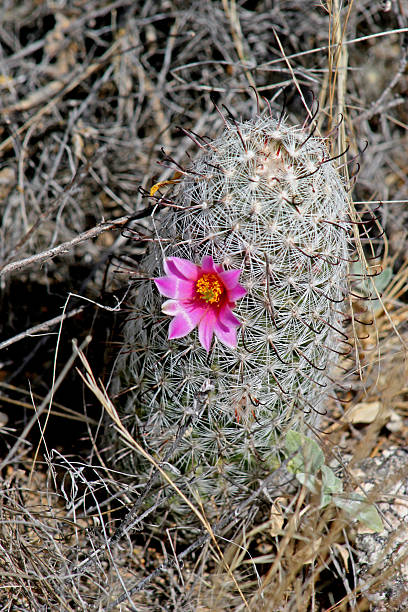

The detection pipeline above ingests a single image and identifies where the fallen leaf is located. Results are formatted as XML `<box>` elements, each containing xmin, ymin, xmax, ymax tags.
<box><xmin>150</xmin><ymin>172</ymin><xmax>182</xmax><ymax>196</ymax></box>
<box><xmin>344</xmin><ymin>401</ymin><xmax>390</xmax><ymax>424</ymax></box>
<box><xmin>332</xmin><ymin>542</ymin><xmax>350</xmax><ymax>571</ymax></box>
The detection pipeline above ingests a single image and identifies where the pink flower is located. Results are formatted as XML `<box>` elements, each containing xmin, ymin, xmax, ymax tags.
<box><xmin>154</xmin><ymin>256</ymin><xmax>247</xmax><ymax>352</ymax></box>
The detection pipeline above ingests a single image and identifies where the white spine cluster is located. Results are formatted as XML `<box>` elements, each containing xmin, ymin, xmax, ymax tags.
<box><xmin>115</xmin><ymin>112</ymin><xmax>351</xmax><ymax>519</ymax></box>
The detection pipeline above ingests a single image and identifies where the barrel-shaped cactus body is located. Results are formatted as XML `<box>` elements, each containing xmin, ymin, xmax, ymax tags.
<box><xmin>115</xmin><ymin>112</ymin><xmax>351</xmax><ymax>520</ymax></box>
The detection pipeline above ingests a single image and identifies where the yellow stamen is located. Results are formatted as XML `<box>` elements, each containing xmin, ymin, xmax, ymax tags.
<box><xmin>195</xmin><ymin>274</ymin><xmax>224</xmax><ymax>304</ymax></box>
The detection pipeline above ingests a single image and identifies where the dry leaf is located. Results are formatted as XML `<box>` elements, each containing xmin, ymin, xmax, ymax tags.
<box><xmin>344</xmin><ymin>401</ymin><xmax>391</xmax><ymax>424</ymax></box>
<box><xmin>332</xmin><ymin>542</ymin><xmax>350</xmax><ymax>571</ymax></box>
<box><xmin>269</xmin><ymin>497</ymin><xmax>285</xmax><ymax>536</ymax></box>
<box><xmin>303</xmin><ymin>537</ymin><xmax>322</xmax><ymax>564</ymax></box>
<box><xmin>150</xmin><ymin>172</ymin><xmax>182</xmax><ymax>196</ymax></box>
<box><xmin>0</xmin><ymin>167</ymin><xmax>15</xmax><ymax>202</ymax></box>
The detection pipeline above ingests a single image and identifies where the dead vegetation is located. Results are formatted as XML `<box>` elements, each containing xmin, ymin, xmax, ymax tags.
<box><xmin>1</xmin><ymin>0</ymin><xmax>408</xmax><ymax>610</ymax></box>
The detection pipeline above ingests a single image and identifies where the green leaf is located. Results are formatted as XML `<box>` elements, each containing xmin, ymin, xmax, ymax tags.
<box><xmin>320</xmin><ymin>491</ymin><xmax>332</xmax><ymax>508</ymax></box>
<box><xmin>374</xmin><ymin>267</ymin><xmax>393</xmax><ymax>293</ymax></box>
<box><xmin>285</xmin><ymin>430</ymin><xmax>324</xmax><ymax>475</ymax></box>
<box><xmin>333</xmin><ymin>494</ymin><xmax>383</xmax><ymax>532</ymax></box>
<box><xmin>320</xmin><ymin>465</ymin><xmax>343</xmax><ymax>508</ymax></box>
<box><xmin>350</xmin><ymin>263</ymin><xmax>393</xmax><ymax>296</ymax></box>
<box><xmin>296</xmin><ymin>472</ymin><xmax>319</xmax><ymax>493</ymax></box>
<box><xmin>321</xmin><ymin>465</ymin><xmax>343</xmax><ymax>494</ymax></box>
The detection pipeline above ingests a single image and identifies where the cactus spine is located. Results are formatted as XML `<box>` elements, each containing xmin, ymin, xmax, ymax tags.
<box><xmin>115</xmin><ymin>109</ymin><xmax>351</xmax><ymax>522</ymax></box>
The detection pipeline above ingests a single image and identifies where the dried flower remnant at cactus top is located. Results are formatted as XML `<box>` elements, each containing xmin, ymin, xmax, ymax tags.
<box><xmin>154</xmin><ymin>256</ymin><xmax>247</xmax><ymax>352</ymax></box>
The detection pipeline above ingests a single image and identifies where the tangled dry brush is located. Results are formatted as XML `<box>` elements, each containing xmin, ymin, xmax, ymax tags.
<box><xmin>1</xmin><ymin>0</ymin><xmax>408</xmax><ymax>610</ymax></box>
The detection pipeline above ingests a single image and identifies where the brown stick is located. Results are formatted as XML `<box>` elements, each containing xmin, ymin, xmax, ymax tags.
<box><xmin>0</xmin><ymin>215</ymin><xmax>131</xmax><ymax>278</ymax></box>
<box><xmin>0</xmin><ymin>307</ymin><xmax>85</xmax><ymax>351</ymax></box>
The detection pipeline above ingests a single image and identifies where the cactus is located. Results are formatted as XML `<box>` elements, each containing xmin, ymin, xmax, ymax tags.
<box><xmin>113</xmin><ymin>107</ymin><xmax>352</xmax><ymax>524</ymax></box>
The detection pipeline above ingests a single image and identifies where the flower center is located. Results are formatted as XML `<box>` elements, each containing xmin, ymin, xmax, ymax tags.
<box><xmin>195</xmin><ymin>273</ymin><xmax>224</xmax><ymax>304</ymax></box>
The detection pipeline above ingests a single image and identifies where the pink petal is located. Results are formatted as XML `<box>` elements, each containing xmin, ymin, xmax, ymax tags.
<box><xmin>161</xmin><ymin>299</ymin><xmax>182</xmax><ymax>315</ymax></box>
<box><xmin>219</xmin><ymin>304</ymin><xmax>241</xmax><ymax>327</ymax></box>
<box><xmin>214</xmin><ymin>324</ymin><xmax>238</xmax><ymax>348</ymax></box>
<box><xmin>164</xmin><ymin>298</ymin><xmax>208</xmax><ymax>319</ymax></box>
<box><xmin>215</xmin><ymin>316</ymin><xmax>229</xmax><ymax>333</ymax></box>
<box><xmin>168</xmin><ymin>308</ymin><xmax>202</xmax><ymax>339</ymax></box>
<box><xmin>188</xmin><ymin>302</ymin><xmax>208</xmax><ymax>318</ymax></box>
<box><xmin>164</xmin><ymin>257</ymin><xmax>199</xmax><ymax>281</ymax></box>
<box><xmin>219</xmin><ymin>268</ymin><xmax>242</xmax><ymax>289</ymax></box>
<box><xmin>154</xmin><ymin>277</ymin><xmax>194</xmax><ymax>299</ymax></box>
<box><xmin>227</xmin><ymin>285</ymin><xmax>247</xmax><ymax>301</ymax></box>
<box><xmin>201</xmin><ymin>255</ymin><xmax>216</xmax><ymax>274</ymax></box>
<box><xmin>198</xmin><ymin>310</ymin><xmax>216</xmax><ymax>352</ymax></box>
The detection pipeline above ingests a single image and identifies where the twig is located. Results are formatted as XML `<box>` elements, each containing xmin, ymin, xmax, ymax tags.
<box><xmin>107</xmin><ymin>466</ymin><xmax>290</xmax><ymax>609</ymax></box>
<box><xmin>0</xmin><ymin>39</ymin><xmax>123</xmax><ymax>154</ymax></box>
<box><xmin>72</xmin><ymin>349</ymin><xmax>252</xmax><ymax>609</ymax></box>
<box><xmin>0</xmin><ymin>307</ymin><xmax>85</xmax><ymax>351</ymax></box>
<box><xmin>356</xmin><ymin>51</ymin><xmax>408</xmax><ymax>124</ymax></box>
<box><xmin>0</xmin><ymin>216</ymin><xmax>132</xmax><ymax>277</ymax></box>
<box><xmin>259</xmin><ymin>27</ymin><xmax>408</xmax><ymax>68</ymax></box>
<box><xmin>0</xmin><ymin>335</ymin><xmax>92</xmax><ymax>471</ymax></box>
<box><xmin>70</xmin><ymin>376</ymin><xmax>214</xmax><ymax>578</ymax></box>
<box><xmin>273</xmin><ymin>29</ymin><xmax>314</xmax><ymax>121</ymax></box>
<box><xmin>5</xmin><ymin>161</ymin><xmax>90</xmax><ymax>261</ymax></box>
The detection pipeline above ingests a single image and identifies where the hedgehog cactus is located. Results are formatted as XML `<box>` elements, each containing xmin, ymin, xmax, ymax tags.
<box><xmin>115</xmin><ymin>107</ymin><xmax>352</xmax><ymax>522</ymax></box>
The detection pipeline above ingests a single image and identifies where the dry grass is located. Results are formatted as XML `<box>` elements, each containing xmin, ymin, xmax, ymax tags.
<box><xmin>1</xmin><ymin>0</ymin><xmax>408</xmax><ymax>609</ymax></box>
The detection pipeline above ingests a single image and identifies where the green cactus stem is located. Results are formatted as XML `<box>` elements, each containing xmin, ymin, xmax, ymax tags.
<box><xmin>112</xmin><ymin>108</ymin><xmax>352</xmax><ymax>525</ymax></box>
